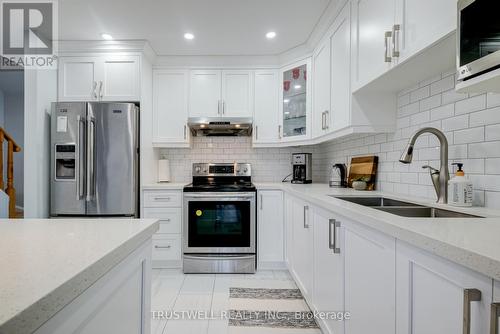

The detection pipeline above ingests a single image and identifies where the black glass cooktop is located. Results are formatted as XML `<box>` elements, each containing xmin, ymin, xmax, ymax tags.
<box><xmin>183</xmin><ymin>182</ymin><xmax>256</xmax><ymax>193</ymax></box>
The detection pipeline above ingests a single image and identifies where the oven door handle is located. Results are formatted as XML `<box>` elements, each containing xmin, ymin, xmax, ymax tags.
<box><xmin>184</xmin><ymin>194</ymin><xmax>255</xmax><ymax>200</ymax></box>
<box><xmin>183</xmin><ymin>255</ymin><xmax>255</xmax><ymax>261</ymax></box>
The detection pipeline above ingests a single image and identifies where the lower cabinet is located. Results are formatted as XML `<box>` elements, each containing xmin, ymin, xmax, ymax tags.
<box><xmin>494</xmin><ymin>281</ymin><xmax>500</xmax><ymax>334</ymax></box>
<box><xmin>289</xmin><ymin>195</ymin><xmax>314</xmax><ymax>301</ymax></box>
<box><xmin>257</xmin><ymin>190</ymin><xmax>284</xmax><ymax>269</ymax></box>
<box><xmin>343</xmin><ymin>218</ymin><xmax>396</xmax><ymax>334</ymax></box>
<box><xmin>396</xmin><ymin>240</ymin><xmax>492</xmax><ymax>334</ymax></box>
<box><xmin>312</xmin><ymin>206</ymin><xmax>344</xmax><ymax>334</ymax></box>
<box><xmin>34</xmin><ymin>240</ymin><xmax>152</xmax><ymax>334</ymax></box>
<box><xmin>142</xmin><ymin>189</ymin><xmax>182</xmax><ymax>269</ymax></box>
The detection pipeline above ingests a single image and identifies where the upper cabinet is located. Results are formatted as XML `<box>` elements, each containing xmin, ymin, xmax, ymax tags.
<box><xmin>395</xmin><ymin>0</ymin><xmax>456</xmax><ymax>64</ymax></box>
<box><xmin>312</xmin><ymin>4</ymin><xmax>352</xmax><ymax>139</ymax></box>
<box><xmin>253</xmin><ymin>70</ymin><xmax>280</xmax><ymax>144</ymax></box>
<box><xmin>58</xmin><ymin>55</ymin><xmax>140</xmax><ymax>102</ymax></box>
<box><xmin>351</xmin><ymin>0</ymin><xmax>456</xmax><ymax>91</ymax></box>
<box><xmin>279</xmin><ymin>59</ymin><xmax>312</xmax><ymax>142</ymax></box>
<box><xmin>189</xmin><ymin>70</ymin><xmax>253</xmax><ymax>118</ymax></box>
<box><xmin>152</xmin><ymin>70</ymin><xmax>190</xmax><ymax>147</ymax></box>
<box><xmin>351</xmin><ymin>0</ymin><xmax>396</xmax><ymax>91</ymax></box>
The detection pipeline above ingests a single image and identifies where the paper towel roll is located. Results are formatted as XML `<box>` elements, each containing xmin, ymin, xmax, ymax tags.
<box><xmin>158</xmin><ymin>159</ymin><xmax>171</xmax><ymax>182</ymax></box>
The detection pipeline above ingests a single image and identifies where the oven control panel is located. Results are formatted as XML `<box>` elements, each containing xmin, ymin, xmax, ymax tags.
<box><xmin>192</xmin><ymin>163</ymin><xmax>251</xmax><ymax>177</ymax></box>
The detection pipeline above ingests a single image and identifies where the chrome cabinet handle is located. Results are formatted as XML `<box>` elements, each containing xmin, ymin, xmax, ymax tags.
<box><xmin>278</xmin><ymin>125</ymin><xmax>282</xmax><ymax>139</ymax></box>
<box><xmin>155</xmin><ymin>245</ymin><xmax>171</xmax><ymax>249</ymax></box>
<box><xmin>384</xmin><ymin>31</ymin><xmax>393</xmax><ymax>63</ymax></box>
<box><xmin>92</xmin><ymin>81</ymin><xmax>98</xmax><ymax>99</ymax></box>
<box><xmin>328</xmin><ymin>219</ymin><xmax>335</xmax><ymax>249</ymax></box>
<box><xmin>99</xmin><ymin>81</ymin><xmax>103</xmax><ymax>99</ymax></box>
<box><xmin>491</xmin><ymin>303</ymin><xmax>500</xmax><ymax>334</ymax></box>
<box><xmin>463</xmin><ymin>289</ymin><xmax>481</xmax><ymax>334</ymax></box>
<box><xmin>321</xmin><ymin>112</ymin><xmax>325</xmax><ymax>130</ymax></box>
<box><xmin>260</xmin><ymin>194</ymin><xmax>263</xmax><ymax>210</ymax></box>
<box><xmin>255</xmin><ymin>125</ymin><xmax>259</xmax><ymax>140</ymax></box>
<box><xmin>162</xmin><ymin>218</ymin><xmax>171</xmax><ymax>222</ymax></box>
<box><xmin>184</xmin><ymin>125</ymin><xmax>187</xmax><ymax>140</ymax></box>
<box><xmin>154</xmin><ymin>197</ymin><xmax>171</xmax><ymax>201</ymax></box>
<box><xmin>217</xmin><ymin>100</ymin><xmax>221</xmax><ymax>115</ymax></box>
<box><xmin>325</xmin><ymin>110</ymin><xmax>330</xmax><ymax>130</ymax></box>
<box><xmin>303</xmin><ymin>205</ymin><xmax>309</xmax><ymax>228</ymax></box>
<box><xmin>222</xmin><ymin>100</ymin><xmax>226</xmax><ymax>115</ymax></box>
<box><xmin>392</xmin><ymin>24</ymin><xmax>401</xmax><ymax>58</ymax></box>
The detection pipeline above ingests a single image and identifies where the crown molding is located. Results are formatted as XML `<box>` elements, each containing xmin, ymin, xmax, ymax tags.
<box><xmin>57</xmin><ymin>40</ymin><xmax>156</xmax><ymax>62</ymax></box>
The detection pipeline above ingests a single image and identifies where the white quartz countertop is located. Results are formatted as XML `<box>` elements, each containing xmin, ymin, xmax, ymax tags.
<box><xmin>255</xmin><ymin>183</ymin><xmax>500</xmax><ymax>281</ymax></box>
<box><xmin>0</xmin><ymin>218</ymin><xmax>159</xmax><ymax>334</ymax></box>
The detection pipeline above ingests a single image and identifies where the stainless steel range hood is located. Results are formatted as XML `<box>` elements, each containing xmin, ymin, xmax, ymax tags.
<box><xmin>187</xmin><ymin>117</ymin><xmax>253</xmax><ymax>136</ymax></box>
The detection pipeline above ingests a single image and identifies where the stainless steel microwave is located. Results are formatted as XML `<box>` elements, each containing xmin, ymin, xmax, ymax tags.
<box><xmin>457</xmin><ymin>0</ymin><xmax>500</xmax><ymax>81</ymax></box>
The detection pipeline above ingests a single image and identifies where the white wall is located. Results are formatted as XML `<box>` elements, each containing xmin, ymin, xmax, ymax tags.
<box><xmin>159</xmin><ymin>137</ymin><xmax>322</xmax><ymax>183</ymax></box>
<box><xmin>318</xmin><ymin>69</ymin><xmax>500</xmax><ymax>208</ymax></box>
<box><xmin>24</xmin><ymin>69</ymin><xmax>57</xmax><ymax>218</ymax></box>
<box><xmin>4</xmin><ymin>93</ymin><xmax>24</xmax><ymax>207</ymax></box>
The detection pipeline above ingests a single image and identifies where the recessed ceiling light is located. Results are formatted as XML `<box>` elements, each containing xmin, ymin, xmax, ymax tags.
<box><xmin>266</xmin><ymin>31</ymin><xmax>276</xmax><ymax>39</ymax></box>
<box><xmin>283</xmin><ymin>99</ymin><xmax>290</xmax><ymax>103</ymax></box>
<box><xmin>184</xmin><ymin>33</ymin><xmax>195</xmax><ymax>40</ymax></box>
<box><xmin>294</xmin><ymin>85</ymin><xmax>302</xmax><ymax>89</ymax></box>
<box><xmin>284</xmin><ymin>111</ymin><xmax>290</xmax><ymax>115</ymax></box>
<box><xmin>101</xmin><ymin>33</ymin><xmax>113</xmax><ymax>40</ymax></box>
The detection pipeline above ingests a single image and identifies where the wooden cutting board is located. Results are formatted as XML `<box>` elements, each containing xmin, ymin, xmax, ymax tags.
<box><xmin>348</xmin><ymin>156</ymin><xmax>379</xmax><ymax>190</ymax></box>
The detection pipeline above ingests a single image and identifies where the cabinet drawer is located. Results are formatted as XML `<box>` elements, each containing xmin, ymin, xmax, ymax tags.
<box><xmin>143</xmin><ymin>208</ymin><xmax>181</xmax><ymax>234</ymax></box>
<box><xmin>143</xmin><ymin>191</ymin><xmax>182</xmax><ymax>207</ymax></box>
<box><xmin>152</xmin><ymin>235</ymin><xmax>181</xmax><ymax>262</ymax></box>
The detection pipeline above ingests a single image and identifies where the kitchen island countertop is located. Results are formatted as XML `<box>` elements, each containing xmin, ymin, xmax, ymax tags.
<box><xmin>0</xmin><ymin>218</ymin><xmax>158</xmax><ymax>334</ymax></box>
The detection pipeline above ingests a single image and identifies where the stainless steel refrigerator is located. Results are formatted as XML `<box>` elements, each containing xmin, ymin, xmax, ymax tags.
<box><xmin>50</xmin><ymin>102</ymin><xmax>139</xmax><ymax>217</ymax></box>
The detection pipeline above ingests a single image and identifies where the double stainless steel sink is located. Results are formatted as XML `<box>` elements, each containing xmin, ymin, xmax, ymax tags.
<box><xmin>331</xmin><ymin>196</ymin><xmax>483</xmax><ymax>218</ymax></box>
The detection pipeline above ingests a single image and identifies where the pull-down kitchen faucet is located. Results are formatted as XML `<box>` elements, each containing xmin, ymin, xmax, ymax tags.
<box><xmin>399</xmin><ymin>127</ymin><xmax>449</xmax><ymax>204</ymax></box>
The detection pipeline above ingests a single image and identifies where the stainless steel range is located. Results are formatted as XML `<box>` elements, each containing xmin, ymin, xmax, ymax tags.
<box><xmin>183</xmin><ymin>163</ymin><xmax>256</xmax><ymax>274</ymax></box>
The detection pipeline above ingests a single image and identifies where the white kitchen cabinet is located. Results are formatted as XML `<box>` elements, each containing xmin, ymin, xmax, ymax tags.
<box><xmin>312</xmin><ymin>206</ymin><xmax>344</xmax><ymax>334</ymax></box>
<box><xmin>189</xmin><ymin>70</ymin><xmax>252</xmax><ymax>118</ymax></box>
<box><xmin>257</xmin><ymin>190</ymin><xmax>284</xmax><ymax>269</ymax></box>
<box><xmin>394</xmin><ymin>0</ymin><xmax>456</xmax><ymax>64</ymax></box>
<box><xmin>189</xmin><ymin>70</ymin><xmax>222</xmax><ymax>117</ymax></box>
<box><xmin>344</xmin><ymin>218</ymin><xmax>396</xmax><ymax>334</ymax></box>
<box><xmin>330</xmin><ymin>5</ymin><xmax>351</xmax><ymax>132</ymax></box>
<box><xmin>58</xmin><ymin>57</ymin><xmax>100</xmax><ymax>101</ymax></box>
<box><xmin>100</xmin><ymin>56</ymin><xmax>141</xmax><ymax>101</ymax></box>
<box><xmin>289</xmin><ymin>195</ymin><xmax>314</xmax><ymax>300</ymax></box>
<box><xmin>221</xmin><ymin>70</ymin><xmax>253</xmax><ymax>117</ymax></box>
<box><xmin>396</xmin><ymin>240</ymin><xmax>492</xmax><ymax>334</ymax></box>
<box><xmin>312</xmin><ymin>38</ymin><xmax>331</xmax><ymax>138</ymax></box>
<box><xmin>284</xmin><ymin>194</ymin><xmax>294</xmax><ymax>268</ymax></box>
<box><xmin>152</xmin><ymin>70</ymin><xmax>189</xmax><ymax>147</ymax></box>
<box><xmin>34</xmin><ymin>240</ymin><xmax>151</xmax><ymax>334</ymax></box>
<box><xmin>351</xmin><ymin>0</ymin><xmax>396</xmax><ymax>91</ymax></box>
<box><xmin>493</xmin><ymin>281</ymin><xmax>500</xmax><ymax>334</ymax></box>
<box><xmin>253</xmin><ymin>70</ymin><xmax>280</xmax><ymax>144</ymax></box>
<box><xmin>279</xmin><ymin>59</ymin><xmax>312</xmax><ymax>142</ymax></box>
<box><xmin>142</xmin><ymin>190</ymin><xmax>182</xmax><ymax>269</ymax></box>
<box><xmin>58</xmin><ymin>55</ymin><xmax>140</xmax><ymax>102</ymax></box>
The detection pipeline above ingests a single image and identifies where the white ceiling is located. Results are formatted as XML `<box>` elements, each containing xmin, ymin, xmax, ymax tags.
<box><xmin>58</xmin><ymin>0</ymin><xmax>332</xmax><ymax>56</ymax></box>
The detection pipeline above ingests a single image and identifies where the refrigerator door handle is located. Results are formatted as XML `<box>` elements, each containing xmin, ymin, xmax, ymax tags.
<box><xmin>77</xmin><ymin>116</ymin><xmax>85</xmax><ymax>200</ymax></box>
<box><xmin>86</xmin><ymin>117</ymin><xmax>96</xmax><ymax>202</ymax></box>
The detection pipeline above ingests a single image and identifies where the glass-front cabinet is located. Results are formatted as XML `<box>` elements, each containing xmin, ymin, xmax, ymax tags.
<box><xmin>279</xmin><ymin>59</ymin><xmax>312</xmax><ymax>141</ymax></box>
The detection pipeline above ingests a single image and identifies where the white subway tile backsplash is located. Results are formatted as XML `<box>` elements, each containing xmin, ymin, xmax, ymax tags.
<box><xmin>318</xmin><ymin>69</ymin><xmax>500</xmax><ymax>209</ymax></box>
<box><xmin>455</xmin><ymin>94</ymin><xmax>486</xmax><ymax>115</ymax></box>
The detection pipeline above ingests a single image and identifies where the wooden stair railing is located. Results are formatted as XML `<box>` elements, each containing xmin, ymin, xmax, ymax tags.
<box><xmin>0</xmin><ymin>127</ymin><xmax>21</xmax><ymax>218</ymax></box>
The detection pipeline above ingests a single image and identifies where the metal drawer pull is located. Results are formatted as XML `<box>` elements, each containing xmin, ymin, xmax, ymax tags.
<box><xmin>278</xmin><ymin>125</ymin><xmax>282</xmax><ymax>139</ymax></box>
<box><xmin>154</xmin><ymin>197</ymin><xmax>171</xmax><ymax>201</ymax></box>
<box><xmin>162</xmin><ymin>218</ymin><xmax>171</xmax><ymax>222</ymax></box>
<box><xmin>303</xmin><ymin>205</ymin><xmax>309</xmax><ymax>228</ymax></box>
<box><xmin>384</xmin><ymin>31</ymin><xmax>392</xmax><ymax>63</ymax></box>
<box><xmin>463</xmin><ymin>289</ymin><xmax>481</xmax><ymax>334</ymax></box>
<box><xmin>155</xmin><ymin>245</ymin><xmax>171</xmax><ymax>249</ymax></box>
<box><xmin>329</xmin><ymin>219</ymin><xmax>341</xmax><ymax>254</ymax></box>
<box><xmin>491</xmin><ymin>303</ymin><xmax>500</xmax><ymax>334</ymax></box>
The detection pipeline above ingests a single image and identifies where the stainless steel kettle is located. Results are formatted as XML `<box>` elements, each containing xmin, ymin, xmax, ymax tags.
<box><xmin>329</xmin><ymin>163</ymin><xmax>347</xmax><ymax>188</ymax></box>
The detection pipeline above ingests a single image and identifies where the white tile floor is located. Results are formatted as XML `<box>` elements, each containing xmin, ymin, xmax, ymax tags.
<box><xmin>150</xmin><ymin>269</ymin><xmax>322</xmax><ymax>334</ymax></box>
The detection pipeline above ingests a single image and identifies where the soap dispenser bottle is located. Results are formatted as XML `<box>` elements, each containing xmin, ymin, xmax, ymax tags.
<box><xmin>448</xmin><ymin>163</ymin><xmax>473</xmax><ymax>207</ymax></box>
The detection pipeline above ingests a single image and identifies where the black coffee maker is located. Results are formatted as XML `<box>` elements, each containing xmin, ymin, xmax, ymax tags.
<box><xmin>291</xmin><ymin>153</ymin><xmax>312</xmax><ymax>184</ymax></box>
